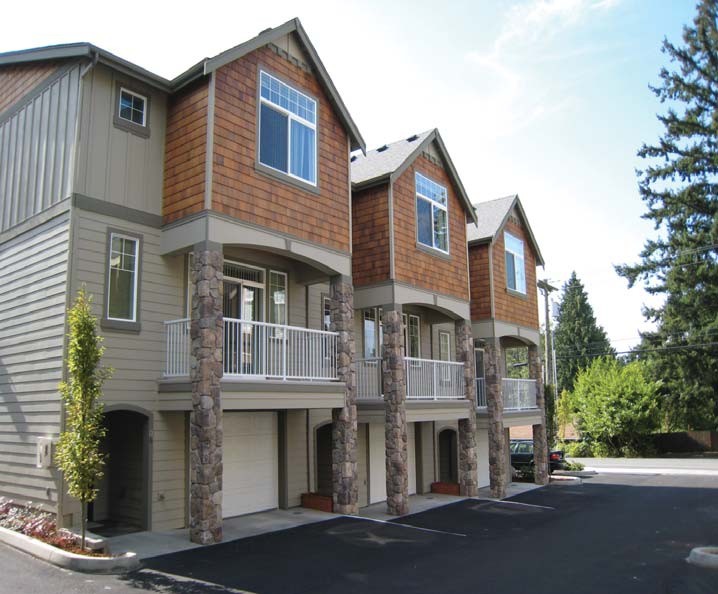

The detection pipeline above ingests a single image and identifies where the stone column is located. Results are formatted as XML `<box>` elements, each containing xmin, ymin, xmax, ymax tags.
<box><xmin>330</xmin><ymin>275</ymin><xmax>358</xmax><ymax>515</ymax></box>
<box><xmin>189</xmin><ymin>242</ymin><xmax>224</xmax><ymax>544</ymax></box>
<box><xmin>485</xmin><ymin>338</ymin><xmax>508</xmax><ymax>498</ymax></box>
<box><xmin>382</xmin><ymin>305</ymin><xmax>409</xmax><ymax>515</ymax></box>
<box><xmin>455</xmin><ymin>319</ymin><xmax>478</xmax><ymax>497</ymax></box>
<box><xmin>529</xmin><ymin>345</ymin><xmax>549</xmax><ymax>485</ymax></box>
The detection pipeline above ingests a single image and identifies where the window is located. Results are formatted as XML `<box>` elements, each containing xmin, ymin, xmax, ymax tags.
<box><xmin>415</xmin><ymin>172</ymin><xmax>449</xmax><ymax>253</ymax></box>
<box><xmin>363</xmin><ymin>307</ymin><xmax>384</xmax><ymax>358</ymax></box>
<box><xmin>259</xmin><ymin>71</ymin><xmax>317</xmax><ymax>185</ymax></box>
<box><xmin>268</xmin><ymin>271</ymin><xmax>287</xmax><ymax>326</ymax></box>
<box><xmin>439</xmin><ymin>331</ymin><xmax>451</xmax><ymax>362</ymax></box>
<box><xmin>402</xmin><ymin>314</ymin><xmax>421</xmax><ymax>358</ymax></box>
<box><xmin>119</xmin><ymin>88</ymin><xmax>146</xmax><ymax>126</ymax></box>
<box><xmin>323</xmin><ymin>296</ymin><xmax>332</xmax><ymax>332</ymax></box>
<box><xmin>107</xmin><ymin>233</ymin><xmax>139</xmax><ymax>322</ymax></box>
<box><xmin>504</xmin><ymin>232</ymin><xmax>526</xmax><ymax>293</ymax></box>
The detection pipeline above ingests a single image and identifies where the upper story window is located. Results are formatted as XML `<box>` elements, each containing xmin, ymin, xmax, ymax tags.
<box><xmin>439</xmin><ymin>331</ymin><xmax>451</xmax><ymax>362</ymax></box>
<box><xmin>504</xmin><ymin>231</ymin><xmax>526</xmax><ymax>294</ymax></box>
<box><xmin>106</xmin><ymin>232</ymin><xmax>140</xmax><ymax>325</ymax></box>
<box><xmin>259</xmin><ymin>71</ymin><xmax>317</xmax><ymax>185</ymax></box>
<box><xmin>119</xmin><ymin>88</ymin><xmax>147</xmax><ymax>126</ymax></box>
<box><xmin>415</xmin><ymin>172</ymin><xmax>449</xmax><ymax>253</ymax></box>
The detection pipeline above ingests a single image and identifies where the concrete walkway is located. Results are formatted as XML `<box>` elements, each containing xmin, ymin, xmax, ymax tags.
<box><xmin>107</xmin><ymin>483</ymin><xmax>547</xmax><ymax>560</ymax></box>
<box><xmin>571</xmin><ymin>456</ymin><xmax>718</xmax><ymax>476</ymax></box>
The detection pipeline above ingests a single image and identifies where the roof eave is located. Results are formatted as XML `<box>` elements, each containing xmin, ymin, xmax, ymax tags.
<box><xmin>351</xmin><ymin>173</ymin><xmax>391</xmax><ymax>191</ymax></box>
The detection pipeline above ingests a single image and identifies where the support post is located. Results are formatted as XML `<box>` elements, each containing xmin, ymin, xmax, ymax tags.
<box><xmin>529</xmin><ymin>345</ymin><xmax>549</xmax><ymax>485</ymax></box>
<box><xmin>189</xmin><ymin>242</ymin><xmax>224</xmax><ymax>544</ymax></box>
<box><xmin>330</xmin><ymin>275</ymin><xmax>358</xmax><ymax>514</ymax></box>
<box><xmin>382</xmin><ymin>304</ymin><xmax>409</xmax><ymax>515</ymax></box>
<box><xmin>455</xmin><ymin>319</ymin><xmax>478</xmax><ymax>497</ymax></box>
<box><xmin>485</xmin><ymin>338</ymin><xmax>508</xmax><ymax>498</ymax></box>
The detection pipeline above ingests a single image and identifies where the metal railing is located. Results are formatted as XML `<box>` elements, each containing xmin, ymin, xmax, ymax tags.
<box><xmin>404</xmin><ymin>357</ymin><xmax>465</xmax><ymax>400</ymax></box>
<box><xmin>164</xmin><ymin>318</ymin><xmax>191</xmax><ymax>377</ymax></box>
<box><xmin>502</xmin><ymin>378</ymin><xmax>537</xmax><ymax>410</ymax></box>
<box><xmin>163</xmin><ymin>318</ymin><xmax>339</xmax><ymax>381</ymax></box>
<box><xmin>356</xmin><ymin>357</ymin><xmax>382</xmax><ymax>400</ymax></box>
<box><xmin>476</xmin><ymin>378</ymin><xmax>487</xmax><ymax>408</ymax></box>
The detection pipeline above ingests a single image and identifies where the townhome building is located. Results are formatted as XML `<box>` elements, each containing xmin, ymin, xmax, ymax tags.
<box><xmin>0</xmin><ymin>18</ymin><xmax>550</xmax><ymax>547</ymax></box>
<box><xmin>0</xmin><ymin>19</ymin><xmax>366</xmax><ymax>545</ymax></box>
<box><xmin>467</xmin><ymin>195</ymin><xmax>549</xmax><ymax>496</ymax></box>
<box><xmin>350</xmin><ymin>129</ymin><xmax>480</xmax><ymax>513</ymax></box>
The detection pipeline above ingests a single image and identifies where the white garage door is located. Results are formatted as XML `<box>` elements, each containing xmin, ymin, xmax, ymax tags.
<box><xmin>223</xmin><ymin>412</ymin><xmax>278</xmax><ymax>518</ymax></box>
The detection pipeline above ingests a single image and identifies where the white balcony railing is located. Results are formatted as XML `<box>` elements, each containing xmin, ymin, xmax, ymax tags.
<box><xmin>476</xmin><ymin>378</ymin><xmax>487</xmax><ymax>408</ymax></box>
<box><xmin>502</xmin><ymin>378</ymin><xmax>537</xmax><ymax>410</ymax></box>
<box><xmin>163</xmin><ymin>318</ymin><xmax>339</xmax><ymax>381</ymax></box>
<box><xmin>356</xmin><ymin>357</ymin><xmax>382</xmax><ymax>400</ymax></box>
<box><xmin>405</xmin><ymin>357</ymin><xmax>465</xmax><ymax>400</ymax></box>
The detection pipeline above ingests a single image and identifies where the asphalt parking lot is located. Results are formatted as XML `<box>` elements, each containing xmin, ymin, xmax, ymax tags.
<box><xmin>1</xmin><ymin>473</ymin><xmax>717</xmax><ymax>594</ymax></box>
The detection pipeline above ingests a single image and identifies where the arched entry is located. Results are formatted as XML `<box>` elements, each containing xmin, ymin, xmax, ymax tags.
<box><xmin>89</xmin><ymin>409</ymin><xmax>150</xmax><ymax>536</ymax></box>
<box><xmin>315</xmin><ymin>423</ymin><xmax>333</xmax><ymax>496</ymax></box>
<box><xmin>438</xmin><ymin>429</ymin><xmax>458</xmax><ymax>484</ymax></box>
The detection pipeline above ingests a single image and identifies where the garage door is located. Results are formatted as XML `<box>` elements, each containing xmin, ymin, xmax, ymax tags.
<box><xmin>223</xmin><ymin>412</ymin><xmax>278</xmax><ymax>518</ymax></box>
<box><xmin>357</xmin><ymin>424</ymin><xmax>369</xmax><ymax>507</ymax></box>
<box><xmin>408</xmin><ymin>422</ymin><xmax>417</xmax><ymax>495</ymax></box>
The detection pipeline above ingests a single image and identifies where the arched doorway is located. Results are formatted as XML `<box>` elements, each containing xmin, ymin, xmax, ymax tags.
<box><xmin>89</xmin><ymin>409</ymin><xmax>150</xmax><ymax>536</ymax></box>
<box><xmin>315</xmin><ymin>423</ymin><xmax>333</xmax><ymax>496</ymax></box>
<box><xmin>438</xmin><ymin>429</ymin><xmax>458</xmax><ymax>484</ymax></box>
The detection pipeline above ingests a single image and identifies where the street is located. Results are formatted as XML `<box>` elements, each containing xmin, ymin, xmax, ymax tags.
<box><xmin>1</xmin><ymin>473</ymin><xmax>717</xmax><ymax>594</ymax></box>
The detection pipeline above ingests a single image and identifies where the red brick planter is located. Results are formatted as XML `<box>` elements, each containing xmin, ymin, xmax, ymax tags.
<box><xmin>430</xmin><ymin>482</ymin><xmax>460</xmax><ymax>496</ymax></box>
<box><xmin>301</xmin><ymin>493</ymin><xmax>333</xmax><ymax>513</ymax></box>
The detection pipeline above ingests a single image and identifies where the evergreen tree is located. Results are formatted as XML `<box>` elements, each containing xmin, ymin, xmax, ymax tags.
<box><xmin>616</xmin><ymin>0</ymin><xmax>718</xmax><ymax>430</ymax></box>
<box><xmin>554</xmin><ymin>272</ymin><xmax>614</xmax><ymax>395</ymax></box>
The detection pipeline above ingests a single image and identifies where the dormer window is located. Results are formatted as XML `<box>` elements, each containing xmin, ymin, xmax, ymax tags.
<box><xmin>258</xmin><ymin>71</ymin><xmax>317</xmax><ymax>185</ymax></box>
<box><xmin>415</xmin><ymin>172</ymin><xmax>449</xmax><ymax>253</ymax></box>
<box><xmin>119</xmin><ymin>88</ymin><xmax>146</xmax><ymax>126</ymax></box>
<box><xmin>504</xmin><ymin>231</ymin><xmax>526</xmax><ymax>294</ymax></box>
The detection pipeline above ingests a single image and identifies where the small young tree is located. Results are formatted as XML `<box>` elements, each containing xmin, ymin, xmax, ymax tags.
<box><xmin>55</xmin><ymin>289</ymin><xmax>112</xmax><ymax>549</ymax></box>
<box><xmin>571</xmin><ymin>358</ymin><xmax>661</xmax><ymax>456</ymax></box>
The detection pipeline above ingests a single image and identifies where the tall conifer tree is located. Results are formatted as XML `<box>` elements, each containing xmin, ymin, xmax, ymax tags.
<box><xmin>616</xmin><ymin>0</ymin><xmax>718</xmax><ymax>430</ymax></box>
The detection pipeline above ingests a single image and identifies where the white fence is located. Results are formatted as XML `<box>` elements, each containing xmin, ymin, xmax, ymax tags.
<box><xmin>502</xmin><ymin>378</ymin><xmax>537</xmax><ymax>410</ymax></box>
<box><xmin>404</xmin><ymin>357</ymin><xmax>465</xmax><ymax>400</ymax></box>
<box><xmin>164</xmin><ymin>318</ymin><xmax>339</xmax><ymax>381</ymax></box>
<box><xmin>476</xmin><ymin>378</ymin><xmax>487</xmax><ymax>408</ymax></box>
<box><xmin>356</xmin><ymin>357</ymin><xmax>382</xmax><ymax>400</ymax></box>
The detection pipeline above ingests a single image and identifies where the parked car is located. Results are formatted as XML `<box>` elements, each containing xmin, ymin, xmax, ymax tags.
<box><xmin>510</xmin><ymin>439</ymin><xmax>567</xmax><ymax>474</ymax></box>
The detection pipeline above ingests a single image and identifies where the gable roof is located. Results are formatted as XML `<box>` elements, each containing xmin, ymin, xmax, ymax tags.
<box><xmin>0</xmin><ymin>18</ymin><xmax>365</xmax><ymax>152</ymax></box>
<box><xmin>467</xmin><ymin>194</ymin><xmax>545</xmax><ymax>266</ymax></box>
<box><xmin>351</xmin><ymin>128</ymin><xmax>477</xmax><ymax>223</ymax></box>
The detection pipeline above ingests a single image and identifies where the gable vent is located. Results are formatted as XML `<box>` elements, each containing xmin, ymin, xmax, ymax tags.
<box><xmin>377</xmin><ymin>144</ymin><xmax>389</xmax><ymax>152</ymax></box>
<box><xmin>407</xmin><ymin>134</ymin><xmax>419</xmax><ymax>142</ymax></box>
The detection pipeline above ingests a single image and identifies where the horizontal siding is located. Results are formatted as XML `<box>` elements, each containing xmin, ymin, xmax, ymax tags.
<box><xmin>0</xmin><ymin>61</ymin><xmax>61</xmax><ymax>115</ymax></box>
<box><xmin>469</xmin><ymin>243</ymin><xmax>491</xmax><ymax>320</ymax></box>
<box><xmin>0</xmin><ymin>65</ymin><xmax>80</xmax><ymax>233</ymax></box>
<box><xmin>152</xmin><ymin>412</ymin><xmax>186</xmax><ymax>530</ymax></box>
<box><xmin>0</xmin><ymin>212</ymin><xmax>70</xmax><ymax>508</ymax></box>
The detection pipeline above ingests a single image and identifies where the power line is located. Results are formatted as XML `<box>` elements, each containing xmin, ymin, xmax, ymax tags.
<box><xmin>555</xmin><ymin>341</ymin><xmax>718</xmax><ymax>360</ymax></box>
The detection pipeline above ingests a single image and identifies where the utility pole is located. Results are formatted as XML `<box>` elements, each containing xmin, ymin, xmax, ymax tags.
<box><xmin>537</xmin><ymin>279</ymin><xmax>558</xmax><ymax>385</ymax></box>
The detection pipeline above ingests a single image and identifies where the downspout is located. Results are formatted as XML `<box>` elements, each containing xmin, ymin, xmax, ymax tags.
<box><xmin>58</xmin><ymin>50</ymin><xmax>98</xmax><ymax>528</ymax></box>
<box><xmin>387</xmin><ymin>177</ymin><xmax>396</xmax><ymax>281</ymax></box>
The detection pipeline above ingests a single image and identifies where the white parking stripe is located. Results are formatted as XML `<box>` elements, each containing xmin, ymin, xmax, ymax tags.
<box><xmin>346</xmin><ymin>515</ymin><xmax>467</xmax><ymax>537</ymax></box>
<box><xmin>139</xmin><ymin>569</ymin><xmax>257</xmax><ymax>593</ymax></box>
<box><xmin>474</xmin><ymin>498</ymin><xmax>555</xmax><ymax>510</ymax></box>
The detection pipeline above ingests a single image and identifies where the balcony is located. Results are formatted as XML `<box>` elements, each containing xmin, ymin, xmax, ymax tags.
<box><xmin>164</xmin><ymin>318</ymin><xmax>339</xmax><ymax>382</ymax></box>
<box><xmin>356</xmin><ymin>357</ymin><xmax>466</xmax><ymax>401</ymax></box>
<box><xmin>475</xmin><ymin>378</ymin><xmax>538</xmax><ymax>411</ymax></box>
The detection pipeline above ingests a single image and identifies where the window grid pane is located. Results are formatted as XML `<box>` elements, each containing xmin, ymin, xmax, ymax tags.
<box><xmin>260</xmin><ymin>71</ymin><xmax>316</xmax><ymax>125</ymax></box>
<box><xmin>119</xmin><ymin>90</ymin><xmax>145</xmax><ymax>126</ymax></box>
<box><xmin>415</xmin><ymin>172</ymin><xmax>449</xmax><ymax>253</ymax></box>
<box><xmin>269</xmin><ymin>271</ymin><xmax>287</xmax><ymax>325</ymax></box>
<box><xmin>108</xmin><ymin>235</ymin><xmax>137</xmax><ymax>321</ymax></box>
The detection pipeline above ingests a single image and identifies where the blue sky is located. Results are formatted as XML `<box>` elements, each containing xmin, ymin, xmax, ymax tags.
<box><xmin>2</xmin><ymin>0</ymin><xmax>697</xmax><ymax>348</ymax></box>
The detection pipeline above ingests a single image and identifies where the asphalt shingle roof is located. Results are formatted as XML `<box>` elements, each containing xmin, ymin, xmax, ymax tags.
<box><xmin>466</xmin><ymin>195</ymin><xmax>517</xmax><ymax>243</ymax></box>
<box><xmin>351</xmin><ymin>130</ymin><xmax>433</xmax><ymax>185</ymax></box>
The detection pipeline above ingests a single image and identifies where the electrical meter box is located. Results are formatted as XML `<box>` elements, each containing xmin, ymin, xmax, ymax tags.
<box><xmin>36</xmin><ymin>437</ymin><xmax>54</xmax><ymax>469</ymax></box>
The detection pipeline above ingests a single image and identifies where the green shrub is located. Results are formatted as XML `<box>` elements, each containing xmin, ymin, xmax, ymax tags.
<box><xmin>561</xmin><ymin>440</ymin><xmax>592</xmax><ymax>457</ymax></box>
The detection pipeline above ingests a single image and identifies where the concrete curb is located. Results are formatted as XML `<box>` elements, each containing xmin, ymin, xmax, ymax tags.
<box><xmin>687</xmin><ymin>547</ymin><xmax>718</xmax><ymax>569</ymax></box>
<box><xmin>550</xmin><ymin>475</ymin><xmax>583</xmax><ymax>485</ymax></box>
<box><xmin>554</xmin><ymin>470</ymin><xmax>597</xmax><ymax>478</ymax></box>
<box><xmin>0</xmin><ymin>526</ymin><xmax>139</xmax><ymax>574</ymax></box>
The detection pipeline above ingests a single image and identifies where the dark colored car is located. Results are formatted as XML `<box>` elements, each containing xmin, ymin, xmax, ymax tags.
<box><xmin>510</xmin><ymin>439</ymin><xmax>567</xmax><ymax>474</ymax></box>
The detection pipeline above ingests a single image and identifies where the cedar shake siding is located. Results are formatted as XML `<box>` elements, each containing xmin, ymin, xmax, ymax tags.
<box><xmin>162</xmin><ymin>78</ymin><xmax>209</xmax><ymax>224</ymax></box>
<box><xmin>352</xmin><ymin>185</ymin><xmax>390</xmax><ymax>287</ymax></box>
<box><xmin>392</xmin><ymin>153</ymin><xmax>469</xmax><ymax>301</ymax></box>
<box><xmin>469</xmin><ymin>243</ymin><xmax>491</xmax><ymax>320</ymax></box>
<box><xmin>211</xmin><ymin>42</ymin><xmax>351</xmax><ymax>253</ymax></box>
<box><xmin>491</xmin><ymin>219</ymin><xmax>539</xmax><ymax>329</ymax></box>
<box><xmin>0</xmin><ymin>61</ymin><xmax>61</xmax><ymax>114</ymax></box>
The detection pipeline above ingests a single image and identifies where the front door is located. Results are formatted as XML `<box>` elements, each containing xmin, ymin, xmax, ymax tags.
<box><xmin>223</xmin><ymin>263</ymin><xmax>265</xmax><ymax>375</ymax></box>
